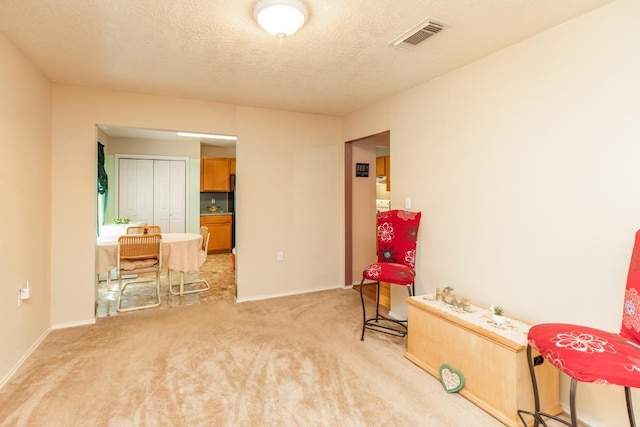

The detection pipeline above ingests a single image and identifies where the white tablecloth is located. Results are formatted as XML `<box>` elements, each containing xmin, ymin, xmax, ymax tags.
<box><xmin>98</xmin><ymin>222</ymin><xmax>144</xmax><ymax>238</ymax></box>
<box><xmin>96</xmin><ymin>233</ymin><xmax>203</xmax><ymax>274</ymax></box>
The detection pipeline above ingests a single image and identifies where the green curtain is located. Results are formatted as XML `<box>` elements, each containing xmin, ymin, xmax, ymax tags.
<box><xmin>97</xmin><ymin>142</ymin><xmax>108</xmax><ymax>231</ymax></box>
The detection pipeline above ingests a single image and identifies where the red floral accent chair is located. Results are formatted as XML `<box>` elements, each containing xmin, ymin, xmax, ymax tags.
<box><xmin>359</xmin><ymin>209</ymin><xmax>421</xmax><ymax>340</ymax></box>
<box><xmin>519</xmin><ymin>230</ymin><xmax>640</xmax><ymax>427</ymax></box>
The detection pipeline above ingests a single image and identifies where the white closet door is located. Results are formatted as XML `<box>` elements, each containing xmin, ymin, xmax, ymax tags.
<box><xmin>168</xmin><ymin>160</ymin><xmax>186</xmax><ymax>233</ymax></box>
<box><xmin>118</xmin><ymin>159</ymin><xmax>138</xmax><ymax>220</ymax></box>
<box><xmin>119</xmin><ymin>157</ymin><xmax>186</xmax><ymax>232</ymax></box>
<box><xmin>118</xmin><ymin>158</ymin><xmax>153</xmax><ymax>223</ymax></box>
<box><xmin>153</xmin><ymin>160</ymin><xmax>171</xmax><ymax>232</ymax></box>
<box><xmin>135</xmin><ymin>160</ymin><xmax>154</xmax><ymax>224</ymax></box>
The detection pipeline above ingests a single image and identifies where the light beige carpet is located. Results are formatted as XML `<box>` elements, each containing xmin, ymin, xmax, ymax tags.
<box><xmin>1</xmin><ymin>289</ymin><xmax>511</xmax><ymax>427</ymax></box>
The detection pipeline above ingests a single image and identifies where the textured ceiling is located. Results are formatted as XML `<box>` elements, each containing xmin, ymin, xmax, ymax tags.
<box><xmin>0</xmin><ymin>0</ymin><xmax>615</xmax><ymax>117</ymax></box>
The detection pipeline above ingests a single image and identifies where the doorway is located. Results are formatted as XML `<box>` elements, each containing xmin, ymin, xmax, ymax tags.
<box><xmin>95</xmin><ymin>125</ymin><xmax>237</xmax><ymax>317</ymax></box>
<box><xmin>344</xmin><ymin>131</ymin><xmax>390</xmax><ymax>305</ymax></box>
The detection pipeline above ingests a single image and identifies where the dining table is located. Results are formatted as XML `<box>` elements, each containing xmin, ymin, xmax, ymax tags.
<box><xmin>96</xmin><ymin>231</ymin><xmax>203</xmax><ymax>296</ymax></box>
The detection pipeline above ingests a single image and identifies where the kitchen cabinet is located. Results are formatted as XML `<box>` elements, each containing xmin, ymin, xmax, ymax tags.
<box><xmin>360</xmin><ymin>282</ymin><xmax>391</xmax><ymax>309</ymax></box>
<box><xmin>386</xmin><ymin>156</ymin><xmax>391</xmax><ymax>191</ymax></box>
<box><xmin>201</xmin><ymin>157</ymin><xmax>233</xmax><ymax>191</ymax></box>
<box><xmin>376</xmin><ymin>156</ymin><xmax>386</xmax><ymax>177</ymax></box>
<box><xmin>200</xmin><ymin>214</ymin><xmax>233</xmax><ymax>253</ymax></box>
<box><xmin>376</xmin><ymin>155</ymin><xmax>391</xmax><ymax>191</ymax></box>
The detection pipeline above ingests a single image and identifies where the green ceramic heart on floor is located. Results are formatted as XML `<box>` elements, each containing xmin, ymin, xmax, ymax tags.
<box><xmin>439</xmin><ymin>364</ymin><xmax>465</xmax><ymax>393</ymax></box>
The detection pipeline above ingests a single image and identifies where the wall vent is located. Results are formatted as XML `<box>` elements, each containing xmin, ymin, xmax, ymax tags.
<box><xmin>390</xmin><ymin>18</ymin><xmax>447</xmax><ymax>50</ymax></box>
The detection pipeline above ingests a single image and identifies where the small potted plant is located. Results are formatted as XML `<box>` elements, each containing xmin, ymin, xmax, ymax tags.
<box><xmin>491</xmin><ymin>305</ymin><xmax>506</xmax><ymax>326</ymax></box>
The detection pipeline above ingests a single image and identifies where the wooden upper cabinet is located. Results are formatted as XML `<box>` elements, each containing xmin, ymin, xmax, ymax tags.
<box><xmin>376</xmin><ymin>156</ymin><xmax>391</xmax><ymax>191</ymax></box>
<box><xmin>229</xmin><ymin>158</ymin><xmax>236</xmax><ymax>175</ymax></box>
<box><xmin>385</xmin><ymin>156</ymin><xmax>391</xmax><ymax>191</ymax></box>
<box><xmin>376</xmin><ymin>157</ymin><xmax>386</xmax><ymax>177</ymax></box>
<box><xmin>201</xmin><ymin>157</ymin><xmax>231</xmax><ymax>191</ymax></box>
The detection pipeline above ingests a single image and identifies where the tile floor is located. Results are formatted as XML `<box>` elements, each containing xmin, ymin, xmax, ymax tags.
<box><xmin>96</xmin><ymin>253</ymin><xmax>236</xmax><ymax>317</ymax></box>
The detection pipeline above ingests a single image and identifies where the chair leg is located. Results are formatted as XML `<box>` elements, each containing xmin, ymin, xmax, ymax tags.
<box><xmin>168</xmin><ymin>269</ymin><xmax>211</xmax><ymax>296</ymax></box>
<box><xmin>517</xmin><ymin>345</ymin><xmax>572</xmax><ymax>427</ymax></box>
<box><xmin>359</xmin><ymin>278</ymin><xmax>367</xmax><ymax>341</ymax></box>
<box><xmin>569</xmin><ymin>378</ymin><xmax>579</xmax><ymax>427</ymax></box>
<box><xmin>117</xmin><ymin>271</ymin><xmax>162</xmax><ymax>312</ymax></box>
<box><xmin>625</xmin><ymin>387</ymin><xmax>636</xmax><ymax>427</ymax></box>
<box><xmin>374</xmin><ymin>280</ymin><xmax>381</xmax><ymax>319</ymax></box>
<box><xmin>359</xmin><ymin>279</ymin><xmax>409</xmax><ymax>340</ymax></box>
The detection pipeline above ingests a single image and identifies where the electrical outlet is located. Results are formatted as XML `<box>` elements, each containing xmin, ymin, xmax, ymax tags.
<box><xmin>405</xmin><ymin>197</ymin><xmax>412</xmax><ymax>209</ymax></box>
<box><xmin>20</xmin><ymin>279</ymin><xmax>30</xmax><ymax>300</ymax></box>
<box><xmin>276</xmin><ymin>251</ymin><xmax>284</xmax><ymax>261</ymax></box>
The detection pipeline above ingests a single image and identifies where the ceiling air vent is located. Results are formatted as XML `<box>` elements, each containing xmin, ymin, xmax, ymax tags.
<box><xmin>390</xmin><ymin>18</ymin><xmax>447</xmax><ymax>50</ymax></box>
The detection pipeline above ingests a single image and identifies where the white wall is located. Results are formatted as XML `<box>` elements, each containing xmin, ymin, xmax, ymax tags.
<box><xmin>345</xmin><ymin>0</ymin><xmax>640</xmax><ymax>425</ymax></box>
<box><xmin>0</xmin><ymin>34</ymin><xmax>52</xmax><ymax>385</ymax></box>
<box><xmin>234</xmin><ymin>106</ymin><xmax>344</xmax><ymax>300</ymax></box>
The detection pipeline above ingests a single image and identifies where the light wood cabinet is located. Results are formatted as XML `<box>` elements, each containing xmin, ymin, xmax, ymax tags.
<box><xmin>360</xmin><ymin>282</ymin><xmax>391</xmax><ymax>309</ymax></box>
<box><xmin>405</xmin><ymin>296</ymin><xmax>561</xmax><ymax>427</ymax></box>
<box><xmin>200</xmin><ymin>215</ymin><xmax>233</xmax><ymax>253</ymax></box>
<box><xmin>376</xmin><ymin>156</ymin><xmax>391</xmax><ymax>191</ymax></box>
<box><xmin>201</xmin><ymin>157</ymin><xmax>232</xmax><ymax>191</ymax></box>
<box><xmin>376</xmin><ymin>156</ymin><xmax>386</xmax><ymax>177</ymax></box>
<box><xmin>385</xmin><ymin>156</ymin><xmax>390</xmax><ymax>191</ymax></box>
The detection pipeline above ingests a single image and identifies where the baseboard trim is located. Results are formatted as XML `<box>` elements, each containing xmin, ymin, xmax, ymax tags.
<box><xmin>236</xmin><ymin>285</ymin><xmax>343</xmax><ymax>303</ymax></box>
<box><xmin>51</xmin><ymin>318</ymin><xmax>96</xmax><ymax>330</ymax></box>
<box><xmin>0</xmin><ymin>326</ymin><xmax>51</xmax><ymax>390</ymax></box>
<box><xmin>559</xmin><ymin>402</ymin><xmax>603</xmax><ymax>427</ymax></box>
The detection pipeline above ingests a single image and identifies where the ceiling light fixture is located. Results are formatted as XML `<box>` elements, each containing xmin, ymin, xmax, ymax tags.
<box><xmin>253</xmin><ymin>0</ymin><xmax>308</xmax><ymax>42</ymax></box>
<box><xmin>178</xmin><ymin>132</ymin><xmax>237</xmax><ymax>141</ymax></box>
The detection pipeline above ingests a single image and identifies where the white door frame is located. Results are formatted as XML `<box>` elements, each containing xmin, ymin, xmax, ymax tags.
<box><xmin>114</xmin><ymin>154</ymin><xmax>190</xmax><ymax>231</ymax></box>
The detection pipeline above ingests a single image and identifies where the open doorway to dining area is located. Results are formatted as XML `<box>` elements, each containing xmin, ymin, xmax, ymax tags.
<box><xmin>95</xmin><ymin>125</ymin><xmax>237</xmax><ymax>317</ymax></box>
<box><xmin>95</xmin><ymin>253</ymin><xmax>235</xmax><ymax>317</ymax></box>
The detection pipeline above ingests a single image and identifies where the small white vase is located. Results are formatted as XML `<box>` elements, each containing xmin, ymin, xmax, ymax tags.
<box><xmin>492</xmin><ymin>314</ymin><xmax>506</xmax><ymax>326</ymax></box>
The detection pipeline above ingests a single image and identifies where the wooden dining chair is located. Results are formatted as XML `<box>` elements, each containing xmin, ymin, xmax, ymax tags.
<box><xmin>126</xmin><ymin>225</ymin><xmax>161</xmax><ymax>235</ymax></box>
<box><xmin>116</xmin><ymin>233</ymin><xmax>163</xmax><ymax>312</ymax></box>
<box><xmin>168</xmin><ymin>226</ymin><xmax>211</xmax><ymax>295</ymax></box>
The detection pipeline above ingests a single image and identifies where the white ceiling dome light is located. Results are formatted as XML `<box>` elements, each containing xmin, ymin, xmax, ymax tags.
<box><xmin>253</xmin><ymin>0</ymin><xmax>309</xmax><ymax>42</ymax></box>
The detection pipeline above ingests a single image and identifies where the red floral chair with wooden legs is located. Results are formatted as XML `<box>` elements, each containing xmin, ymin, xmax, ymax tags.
<box><xmin>518</xmin><ymin>230</ymin><xmax>640</xmax><ymax>427</ymax></box>
<box><xmin>359</xmin><ymin>209</ymin><xmax>421</xmax><ymax>341</ymax></box>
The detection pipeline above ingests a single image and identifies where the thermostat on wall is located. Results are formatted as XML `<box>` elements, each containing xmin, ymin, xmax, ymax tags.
<box><xmin>355</xmin><ymin>163</ymin><xmax>369</xmax><ymax>177</ymax></box>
